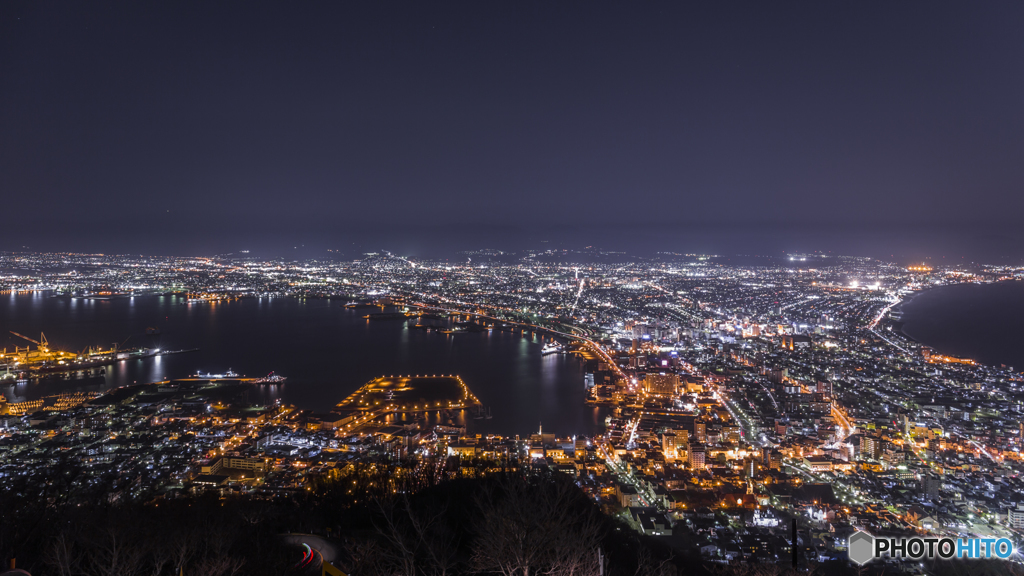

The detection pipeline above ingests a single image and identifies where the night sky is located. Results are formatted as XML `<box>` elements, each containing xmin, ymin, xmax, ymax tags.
<box><xmin>1</xmin><ymin>2</ymin><xmax>1022</xmax><ymax>260</ymax></box>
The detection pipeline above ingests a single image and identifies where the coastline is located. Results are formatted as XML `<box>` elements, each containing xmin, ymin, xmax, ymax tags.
<box><xmin>894</xmin><ymin>279</ymin><xmax>1024</xmax><ymax>371</ymax></box>
<box><xmin>0</xmin><ymin>293</ymin><xmax>602</xmax><ymax>436</ymax></box>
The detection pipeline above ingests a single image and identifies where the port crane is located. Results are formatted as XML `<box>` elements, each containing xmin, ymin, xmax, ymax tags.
<box><xmin>4</xmin><ymin>331</ymin><xmax>63</xmax><ymax>365</ymax></box>
<box><xmin>10</xmin><ymin>331</ymin><xmax>48</xmax><ymax>350</ymax></box>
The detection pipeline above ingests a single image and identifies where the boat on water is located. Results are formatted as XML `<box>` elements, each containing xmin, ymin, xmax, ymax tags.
<box><xmin>345</xmin><ymin>301</ymin><xmax>380</xmax><ymax>309</ymax></box>
<box><xmin>3</xmin><ymin>330</ymin><xmax>198</xmax><ymax>379</ymax></box>
<box><xmin>542</xmin><ymin>342</ymin><xmax>561</xmax><ymax>355</ymax></box>
<box><xmin>26</xmin><ymin>347</ymin><xmax>176</xmax><ymax>374</ymax></box>
<box><xmin>185</xmin><ymin>292</ymin><xmax>237</xmax><ymax>303</ymax></box>
<box><xmin>194</xmin><ymin>369</ymin><xmax>240</xmax><ymax>379</ymax></box>
<box><xmin>443</xmin><ymin>322</ymin><xmax>487</xmax><ymax>335</ymax></box>
<box><xmin>363</xmin><ymin>312</ymin><xmax>413</xmax><ymax>320</ymax></box>
<box><xmin>253</xmin><ymin>371</ymin><xmax>287</xmax><ymax>384</ymax></box>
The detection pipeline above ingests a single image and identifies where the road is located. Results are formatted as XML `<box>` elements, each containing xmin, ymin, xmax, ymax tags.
<box><xmin>281</xmin><ymin>533</ymin><xmax>339</xmax><ymax>570</ymax></box>
<box><xmin>597</xmin><ymin>439</ymin><xmax>663</xmax><ymax>510</ymax></box>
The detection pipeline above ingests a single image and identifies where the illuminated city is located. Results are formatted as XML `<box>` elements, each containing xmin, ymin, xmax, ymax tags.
<box><xmin>3</xmin><ymin>1</ymin><xmax>1024</xmax><ymax>574</ymax></box>
<box><xmin>1</xmin><ymin>251</ymin><xmax>1023</xmax><ymax>573</ymax></box>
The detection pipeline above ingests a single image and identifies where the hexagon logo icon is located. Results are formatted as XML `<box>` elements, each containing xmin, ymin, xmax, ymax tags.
<box><xmin>848</xmin><ymin>530</ymin><xmax>875</xmax><ymax>566</ymax></box>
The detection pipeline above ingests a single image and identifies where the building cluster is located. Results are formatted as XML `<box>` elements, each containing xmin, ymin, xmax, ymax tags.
<box><xmin>2</xmin><ymin>249</ymin><xmax>1024</xmax><ymax>568</ymax></box>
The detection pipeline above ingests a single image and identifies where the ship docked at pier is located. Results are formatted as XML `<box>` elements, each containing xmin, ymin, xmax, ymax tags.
<box><xmin>188</xmin><ymin>370</ymin><xmax>287</xmax><ymax>384</ymax></box>
<box><xmin>1</xmin><ymin>331</ymin><xmax>196</xmax><ymax>380</ymax></box>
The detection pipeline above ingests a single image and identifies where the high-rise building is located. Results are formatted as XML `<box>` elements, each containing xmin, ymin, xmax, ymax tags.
<box><xmin>774</xmin><ymin>419</ymin><xmax>788</xmax><ymax>437</ymax></box>
<box><xmin>661</xmin><ymin>432</ymin><xmax>678</xmax><ymax>459</ymax></box>
<box><xmin>689</xmin><ymin>444</ymin><xmax>706</xmax><ymax>470</ymax></box>
<box><xmin>674</xmin><ymin>429</ymin><xmax>689</xmax><ymax>444</ymax></box>
<box><xmin>694</xmin><ymin>421</ymin><xmax>707</xmax><ymax>443</ymax></box>
<box><xmin>1009</xmin><ymin>504</ymin><xmax>1024</xmax><ymax>530</ymax></box>
<box><xmin>860</xmin><ymin>436</ymin><xmax>880</xmax><ymax>460</ymax></box>
<box><xmin>644</xmin><ymin>373</ymin><xmax>679</xmax><ymax>397</ymax></box>
<box><xmin>574</xmin><ymin>438</ymin><xmax>589</xmax><ymax>459</ymax></box>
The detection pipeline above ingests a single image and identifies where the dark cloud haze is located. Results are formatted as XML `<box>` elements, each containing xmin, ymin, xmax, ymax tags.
<box><xmin>1</xmin><ymin>2</ymin><xmax>1022</xmax><ymax>260</ymax></box>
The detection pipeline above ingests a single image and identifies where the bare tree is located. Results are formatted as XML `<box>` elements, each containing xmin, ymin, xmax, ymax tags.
<box><xmin>340</xmin><ymin>537</ymin><xmax>394</xmax><ymax>576</ymax></box>
<box><xmin>170</xmin><ymin>529</ymin><xmax>199</xmax><ymax>576</ymax></box>
<box><xmin>374</xmin><ymin>497</ymin><xmax>418</xmax><ymax>576</ymax></box>
<box><xmin>372</xmin><ymin>494</ymin><xmax>459</xmax><ymax>576</ymax></box>
<box><xmin>148</xmin><ymin>538</ymin><xmax>173</xmax><ymax>576</ymax></box>
<box><xmin>471</xmin><ymin>477</ymin><xmax>553</xmax><ymax>576</ymax></box>
<box><xmin>192</xmin><ymin>555</ymin><xmax>246</xmax><ymax>576</ymax></box>
<box><xmin>471</xmin><ymin>472</ymin><xmax>606</xmax><ymax>576</ymax></box>
<box><xmin>403</xmin><ymin>498</ymin><xmax>458</xmax><ymax>576</ymax></box>
<box><xmin>85</xmin><ymin>524</ymin><xmax>146</xmax><ymax>576</ymax></box>
<box><xmin>634</xmin><ymin>547</ymin><xmax>677</xmax><ymax>576</ymax></box>
<box><xmin>543</xmin><ymin>515</ymin><xmax>602</xmax><ymax>576</ymax></box>
<box><xmin>44</xmin><ymin>530</ymin><xmax>82</xmax><ymax>576</ymax></box>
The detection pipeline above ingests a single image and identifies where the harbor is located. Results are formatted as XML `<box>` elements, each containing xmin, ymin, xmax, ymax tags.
<box><xmin>332</xmin><ymin>374</ymin><xmax>484</xmax><ymax>434</ymax></box>
<box><xmin>0</xmin><ymin>293</ymin><xmax>602</xmax><ymax>437</ymax></box>
<box><xmin>1</xmin><ymin>330</ymin><xmax>199</xmax><ymax>381</ymax></box>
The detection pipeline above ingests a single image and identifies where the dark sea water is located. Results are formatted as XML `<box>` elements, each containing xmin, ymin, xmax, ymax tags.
<box><xmin>0</xmin><ymin>293</ymin><xmax>606</xmax><ymax>436</ymax></box>
<box><xmin>900</xmin><ymin>280</ymin><xmax>1024</xmax><ymax>371</ymax></box>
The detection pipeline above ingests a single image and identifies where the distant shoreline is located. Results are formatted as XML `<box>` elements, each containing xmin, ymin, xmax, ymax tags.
<box><xmin>895</xmin><ymin>279</ymin><xmax>1024</xmax><ymax>371</ymax></box>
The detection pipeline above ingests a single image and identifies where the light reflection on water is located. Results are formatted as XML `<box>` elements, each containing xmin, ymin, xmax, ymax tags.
<box><xmin>0</xmin><ymin>293</ymin><xmax>607</xmax><ymax>436</ymax></box>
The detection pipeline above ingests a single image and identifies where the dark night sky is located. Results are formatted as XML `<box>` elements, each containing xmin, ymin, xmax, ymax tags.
<box><xmin>1</xmin><ymin>2</ymin><xmax>1022</xmax><ymax>260</ymax></box>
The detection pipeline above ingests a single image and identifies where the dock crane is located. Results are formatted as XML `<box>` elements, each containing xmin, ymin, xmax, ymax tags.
<box><xmin>6</xmin><ymin>331</ymin><xmax>59</xmax><ymax>364</ymax></box>
<box><xmin>10</xmin><ymin>331</ymin><xmax>48</xmax><ymax>350</ymax></box>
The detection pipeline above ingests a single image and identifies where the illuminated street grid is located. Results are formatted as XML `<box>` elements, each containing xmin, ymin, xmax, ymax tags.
<box><xmin>2</xmin><ymin>250</ymin><xmax>1024</xmax><ymax>566</ymax></box>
